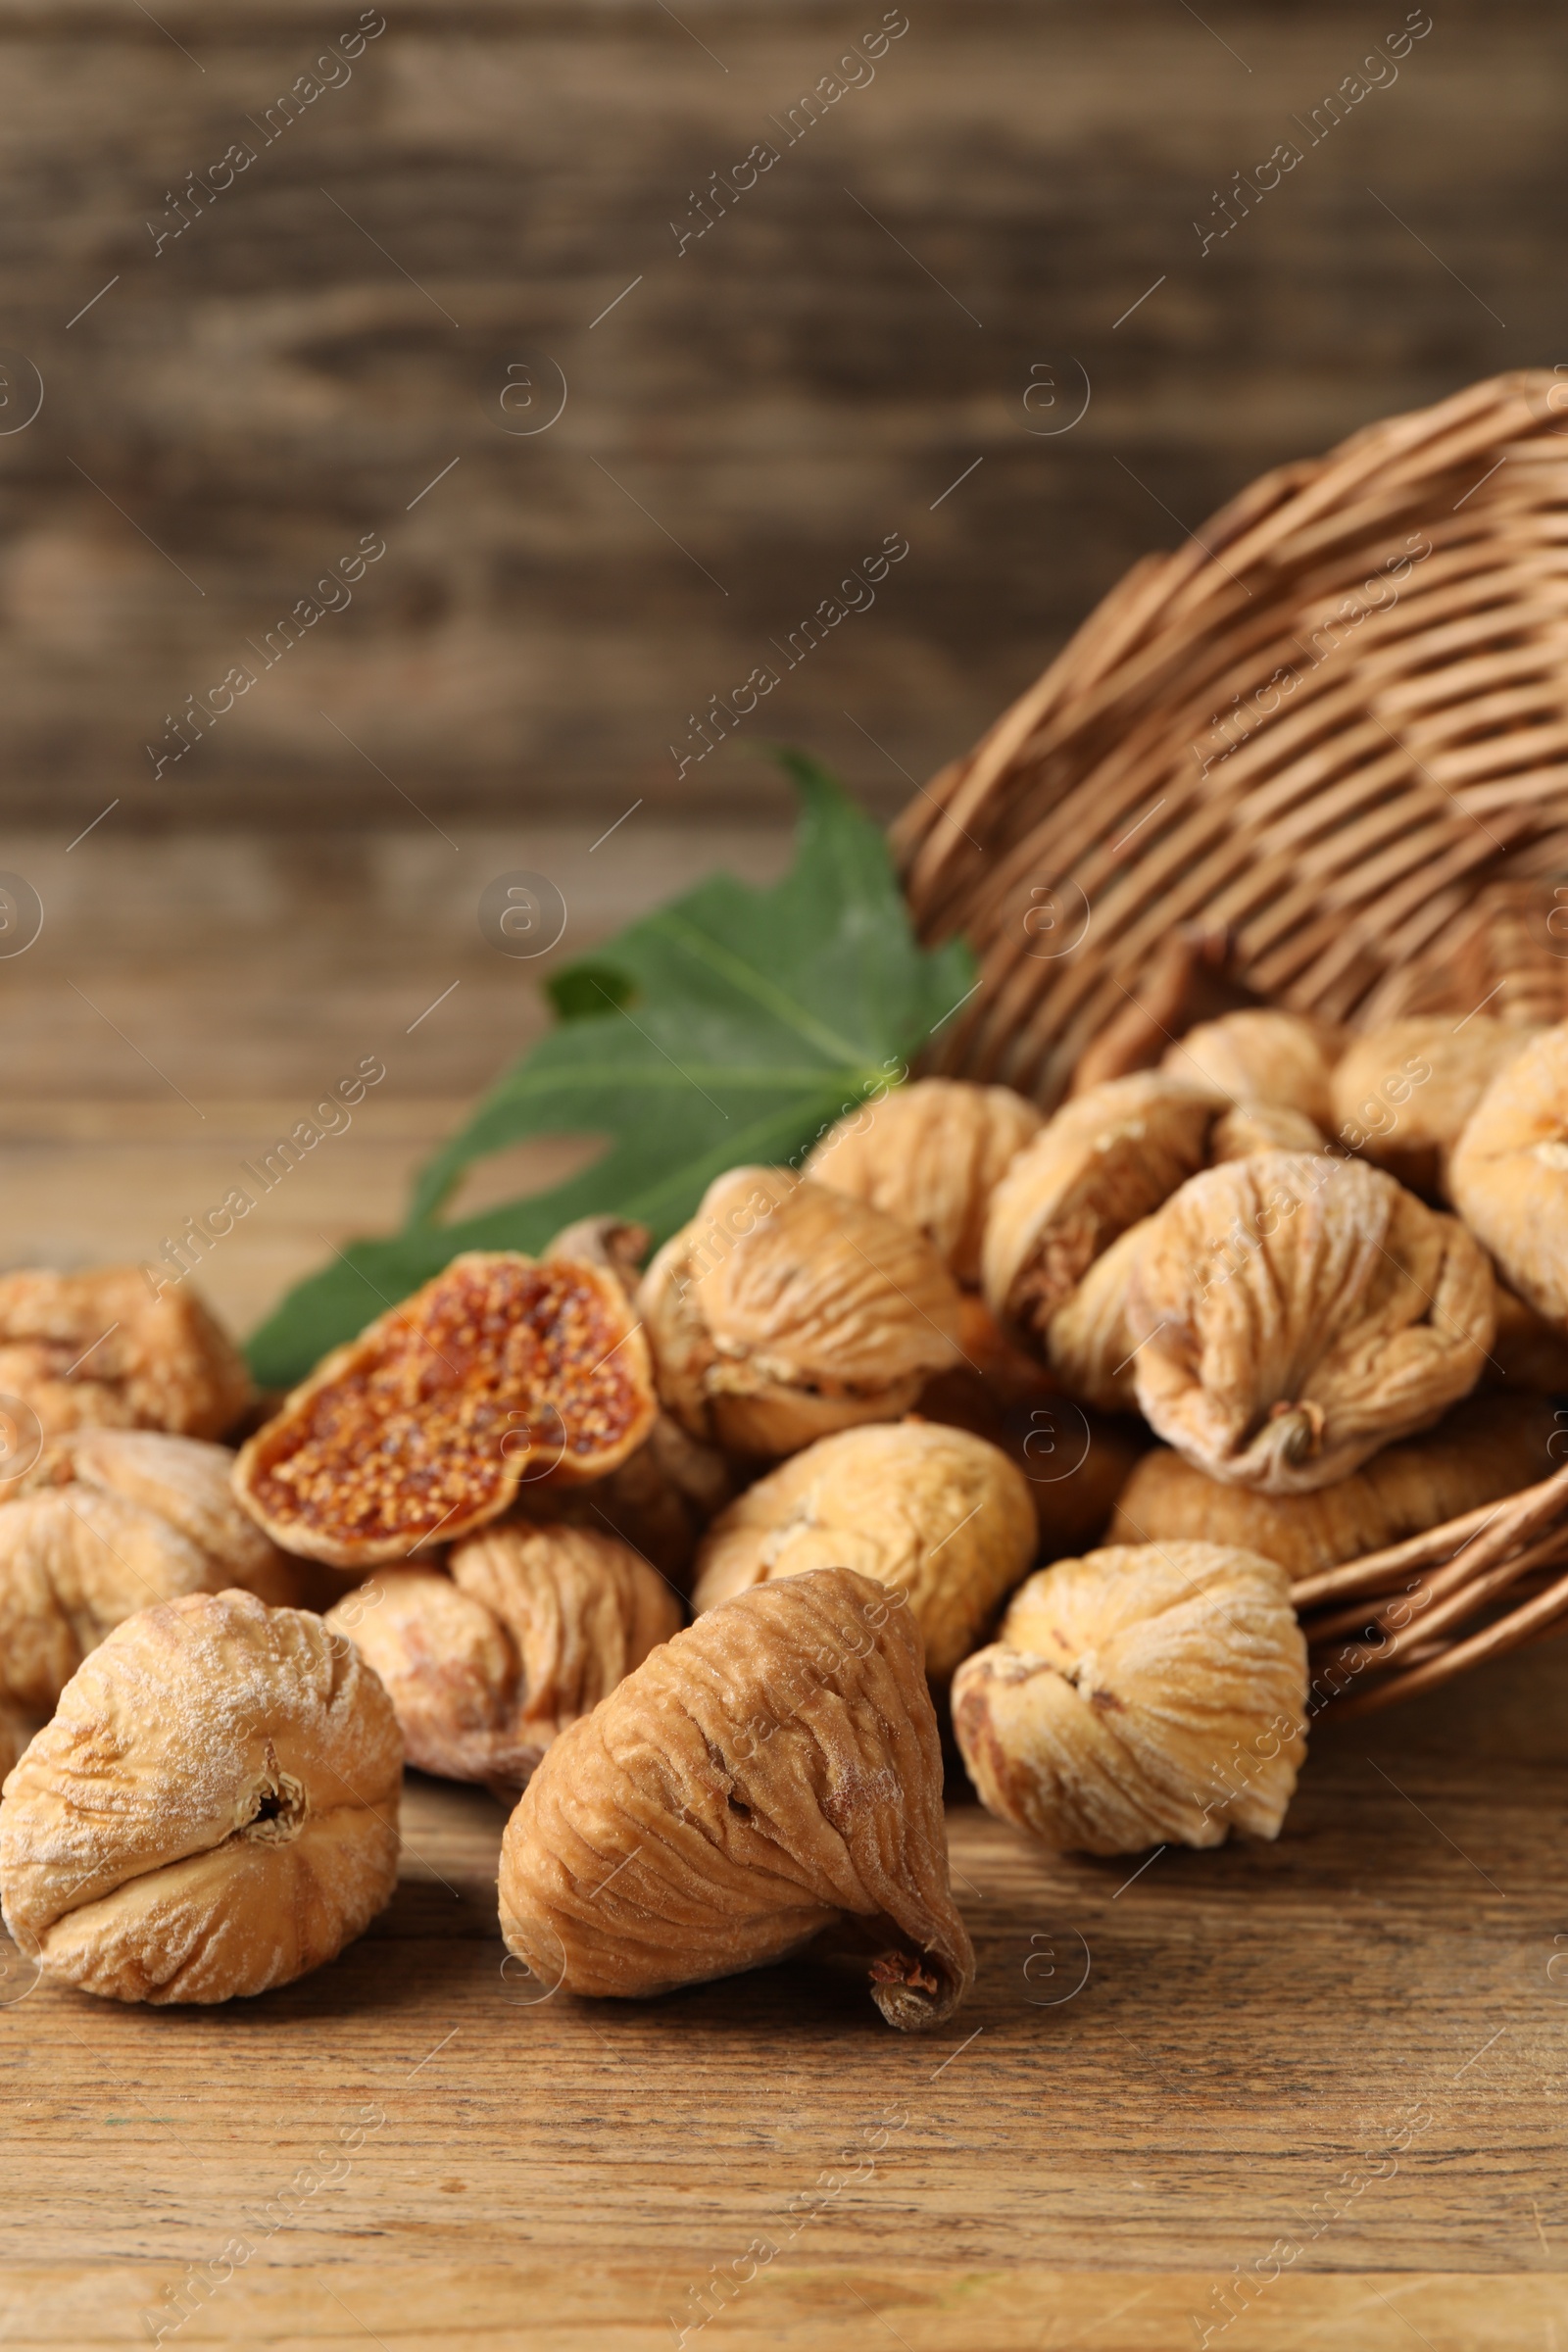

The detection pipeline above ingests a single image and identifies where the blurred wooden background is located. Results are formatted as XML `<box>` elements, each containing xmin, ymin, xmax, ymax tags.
<box><xmin>0</xmin><ymin>0</ymin><xmax>1559</xmax><ymax>1309</ymax></box>
<box><xmin>0</xmin><ymin>0</ymin><xmax>1557</xmax><ymax>833</ymax></box>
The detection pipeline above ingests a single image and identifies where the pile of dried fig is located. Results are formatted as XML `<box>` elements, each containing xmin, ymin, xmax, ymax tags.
<box><xmin>5</xmin><ymin>994</ymin><xmax>1564</xmax><ymax>2016</ymax></box>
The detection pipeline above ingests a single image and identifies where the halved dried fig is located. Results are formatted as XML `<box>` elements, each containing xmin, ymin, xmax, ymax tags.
<box><xmin>952</xmin><ymin>1543</ymin><xmax>1306</xmax><ymax>1854</ymax></box>
<box><xmin>691</xmin><ymin>1420</ymin><xmax>1036</xmax><ymax>1681</ymax></box>
<box><xmin>1448</xmin><ymin>1022</ymin><xmax>1568</xmax><ymax>1326</ymax></box>
<box><xmin>638</xmin><ymin>1169</ymin><xmax>963</xmax><ymax>1458</ymax></box>
<box><xmin>0</xmin><ymin>1267</ymin><xmax>251</xmax><ymax>1445</ymax></box>
<box><xmin>1127</xmin><ymin>1152</ymin><xmax>1494</xmax><ymax>1493</ymax></box>
<box><xmin>233</xmin><ymin>1251</ymin><xmax>658</xmax><ymax>1567</ymax></box>
<box><xmin>0</xmin><ymin>1432</ymin><xmax>302</xmax><ymax>1719</ymax></box>
<box><xmin>806</xmin><ymin>1077</ymin><xmax>1043</xmax><ymax>1286</ymax></box>
<box><xmin>498</xmin><ymin>1566</ymin><xmax>974</xmax><ymax>2030</ymax></box>
<box><xmin>1108</xmin><ymin>1392</ymin><xmax>1559</xmax><ymax>1581</ymax></box>
<box><xmin>0</xmin><ymin>1589</ymin><xmax>401</xmax><ymax>2003</ymax></box>
<box><xmin>326</xmin><ymin>1521</ymin><xmax>681</xmax><ymax>1789</ymax></box>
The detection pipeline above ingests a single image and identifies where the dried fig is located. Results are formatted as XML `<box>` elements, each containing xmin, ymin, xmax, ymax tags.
<box><xmin>1449</xmin><ymin>1023</ymin><xmax>1568</xmax><ymax>1327</ymax></box>
<box><xmin>0</xmin><ymin>1432</ymin><xmax>303</xmax><ymax>1718</ymax></box>
<box><xmin>0</xmin><ymin>1589</ymin><xmax>401</xmax><ymax>2003</ymax></box>
<box><xmin>0</xmin><ymin>1267</ymin><xmax>251</xmax><ymax>1445</ymax></box>
<box><xmin>982</xmin><ymin>1074</ymin><xmax>1220</xmax><ymax>1348</ymax></box>
<box><xmin>638</xmin><ymin>1169</ymin><xmax>963</xmax><ymax>1458</ymax></box>
<box><xmin>952</xmin><ymin>1543</ymin><xmax>1306</xmax><ymax>1854</ymax></box>
<box><xmin>691</xmin><ymin>1421</ymin><xmax>1035</xmax><ymax>1681</ymax></box>
<box><xmin>1108</xmin><ymin>1392</ymin><xmax>1559</xmax><ymax>1582</ymax></box>
<box><xmin>1161</xmin><ymin>1009</ymin><xmax>1341</xmax><ymax>1128</ymax></box>
<box><xmin>498</xmin><ymin>1566</ymin><xmax>974</xmax><ymax>2030</ymax></box>
<box><xmin>1209</xmin><ymin>1102</ymin><xmax>1325</xmax><ymax>1159</ymax></box>
<box><xmin>326</xmin><ymin>1522</ymin><xmax>681</xmax><ymax>1789</ymax></box>
<box><xmin>1044</xmin><ymin>1220</ymin><xmax>1148</xmax><ymax>1411</ymax></box>
<box><xmin>807</xmin><ymin>1077</ymin><xmax>1043</xmax><ymax>1286</ymax></box>
<box><xmin>1332</xmin><ymin>1017</ymin><xmax>1537</xmax><ymax>1197</ymax></box>
<box><xmin>233</xmin><ymin>1251</ymin><xmax>658</xmax><ymax>1567</ymax></box>
<box><xmin>1126</xmin><ymin>1152</ymin><xmax>1494</xmax><ymax>1493</ymax></box>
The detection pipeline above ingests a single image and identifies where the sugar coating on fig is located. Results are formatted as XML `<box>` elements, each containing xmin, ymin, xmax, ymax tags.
<box><xmin>0</xmin><ymin>1589</ymin><xmax>401</xmax><ymax>2003</ymax></box>
<box><xmin>1125</xmin><ymin>1152</ymin><xmax>1494</xmax><ymax>1494</ymax></box>
<box><xmin>499</xmin><ymin>1566</ymin><xmax>974</xmax><ymax>2030</ymax></box>
<box><xmin>953</xmin><ymin>1542</ymin><xmax>1306</xmax><ymax>1855</ymax></box>
<box><xmin>807</xmin><ymin>1077</ymin><xmax>1043</xmax><ymax>1286</ymax></box>
<box><xmin>233</xmin><ymin>1251</ymin><xmax>658</xmax><ymax>1566</ymax></box>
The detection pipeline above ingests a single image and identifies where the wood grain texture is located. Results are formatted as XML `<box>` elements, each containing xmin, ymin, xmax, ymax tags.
<box><xmin>1</xmin><ymin>1069</ymin><xmax>1568</xmax><ymax>2343</ymax></box>
<box><xmin>3</xmin><ymin>1755</ymin><xmax>1568</xmax><ymax>2345</ymax></box>
<box><xmin>0</xmin><ymin>1</ymin><xmax>1559</xmax><ymax>830</ymax></box>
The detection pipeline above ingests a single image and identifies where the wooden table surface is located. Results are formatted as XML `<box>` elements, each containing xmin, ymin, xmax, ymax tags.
<box><xmin>1</xmin><ymin>858</ymin><xmax>1567</xmax><ymax>2347</ymax></box>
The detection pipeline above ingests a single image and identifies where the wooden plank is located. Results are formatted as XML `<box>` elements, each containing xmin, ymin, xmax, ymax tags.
<box><xmin>3</xmin><ymin>2260</ymin><xmax>1565</xmax><ymax>2349</ymax></box>
<box><xmin>2</xmin><ymin>1755</ymin><xmax>1567</xmax><ymax>2343</ymax></box>
<box><xmin>0</xmin><ymin>3</ymin><xmax>1556</xmax><ymax>828</ymax></box>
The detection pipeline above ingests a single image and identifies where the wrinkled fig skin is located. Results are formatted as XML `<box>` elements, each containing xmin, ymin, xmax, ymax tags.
<box><xmin>1045</xmin><ymin>1220</ymin><xmax>1147</xmax><ymax>1411</ymax></box>
<box><xmin>1449</xmin><ymin>1022</ymin><xmax>1568</xmax><ymax>1327</ymax></box>
<box><xmin>0</xmin><ymin>1432</ymin><xmax>304</xmax><ymax>1718</ymax></box>
<box><xmin>1161</xmin><ymin>1009</ymin><xmax>1341</xmax><ymax>1130</ymax></box>
<box><xmin>0</xmin><ymin>1266</ymin><xmax>253</xmax><ymax>1446</ymax></box>
<box><xmin>1208</xmin><ymin>1102</ymin><xmax>1325</xmax><ymax>1159</ymax></box>
<box><xmin>1332</xmin><ymin>1017</ymin><xmax>1536</xmax><ymax>1198</ymax></box>
<box><xmin>499</xmin><ymin>1567</ymin><xmax>974</xmax><ymax>2031</ymax></box>
<box><xmin>1109</xmin><ymin>1392</ymin><xmax>1560</xmax><ymax>1581</ymax></box>
<box><xmin>638</xmin><ymin>1168</ymin><xmax>964</xmax><ymax>1458</ymax></box>
<box><xmin>327</xmin><ymin>1523</ymin><xmax>683</xmax><ymax>1789</ymax></box>
<box><xmin>982</xmin><ymin>1075</ymin><xmax>1221</xmax><ymax>1349</ymax></box>
<box><xmin>1126</xmin><ymin>1152</ymin><xmax>1494</xmax><ymax>1494</ymax></box>
<box><xmin>691</xmin><ymin>1421</ymin><xmax>1037</xmax><ymax>1681</ymax></box>
<box><xmin>806</xmin><ymin>1077</ymin><xmax>1043</xmax><ymax>1287</ymax></box>
<box><xmin>953</xmin><ymin>1543</ymin><xmax>1307</xmax><ymax>1855</ymax></box>
<box><xmin>0</xmin><ymin>1590</ymin><xmax>402</xmax><ymax>2004</ymax></box>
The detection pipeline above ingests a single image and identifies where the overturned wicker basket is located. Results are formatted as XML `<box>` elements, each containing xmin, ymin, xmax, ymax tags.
<box><xmin>894</xmin><ymin>369</ymin><xmax>1568</xmax><ymax>1712</ymax></box>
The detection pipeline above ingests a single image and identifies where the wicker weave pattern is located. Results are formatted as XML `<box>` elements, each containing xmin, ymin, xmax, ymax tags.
<box><xmin>896</xmin><ymin>370</ymin><xmax>1568</xmax><ymax>1107</ymax></box>
<box><xmin>1292</xmin><ymin>1459</ymin><xmax>1568</xmax><ymax>1716</ymax></box>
